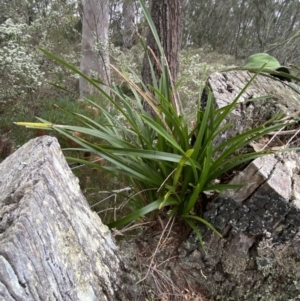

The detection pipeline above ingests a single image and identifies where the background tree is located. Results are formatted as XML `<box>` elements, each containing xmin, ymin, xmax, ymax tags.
<box><xmin>109</xmin><ymin>0</ymin><xmax>123</xmax><ymax>47</ymax></box>
<box><xmin>109</xmin><ymin>0</ymin><xmax>148</xmax><ymax>49</ymax></box>
<box><xmin>79</xmin><ymin>0</ymin><xmax>110</xmax><ymax>97</ymax></box>
<box><xmin>141</xmin><ymin>0</ymin><xmax>184</xmax><ymax>115</ymax></box>
<box><xmin>122</xmin><ymin>0</ymin><xmax>136</xmax><ymax>50</ymax></box>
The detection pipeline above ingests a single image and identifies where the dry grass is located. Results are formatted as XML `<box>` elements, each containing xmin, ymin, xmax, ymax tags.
<box><xmin>116</xmin><ymin>216</ymin><xmax>214</xmax><ymax>301</ymax></box>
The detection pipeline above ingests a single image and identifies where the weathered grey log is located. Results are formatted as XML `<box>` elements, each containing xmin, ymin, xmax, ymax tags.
<box><xmin>0</xmin><ymin>136</ymin><xmax>137</xmax><ymax>301</ymax></box>
<box><xmin>204</xmin><ymin>70</ymin><xmax>300</xmax><ymax>150</ymax></box>
<box><xmin>173</xmin><ymin>72</ymin><xmax>300</xmax><ymax>300</ymax></box>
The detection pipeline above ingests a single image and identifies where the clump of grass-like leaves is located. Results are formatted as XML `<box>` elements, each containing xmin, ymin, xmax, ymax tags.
<box><xmin>16</xmin><ymin>0</ymin><xmax>295</xmax><ymax>246</ymax></box>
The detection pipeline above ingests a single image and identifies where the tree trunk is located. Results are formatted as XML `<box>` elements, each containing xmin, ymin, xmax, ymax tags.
<box><xmin>141</xmin><ymin>0</ymin><xmax>184</xmax><ymax>116</ymax></box>
<box><xmin>0</xmin><ymin>136</ymin><xmax>138</xmax><ymax>301</ymax></box>
<box><xmin>80</xmin><ymin>0</ymin><xmax>110</xmax><ymax>97</ymax></box>
<box><xmin>122</xmin><ymin>0</ymin><xmax>135</xmax><ymax>50</ymax></box>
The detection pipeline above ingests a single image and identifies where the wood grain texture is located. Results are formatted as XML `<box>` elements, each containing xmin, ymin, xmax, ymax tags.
<box><xmin>205</xmin><ymin>70</ymin><xmax>300</xmax><ymax>151</ymax></box>
<box><xmin>0</xmin><ymin>136</ymin><xmax>135</xmax><ymax>301</ymax></box>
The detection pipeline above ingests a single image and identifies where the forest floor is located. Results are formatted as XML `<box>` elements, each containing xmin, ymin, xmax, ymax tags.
<box><xmin>116</xmin><ymin>219</ymin><xmax>215</xmax><ymax>301</ymax></box>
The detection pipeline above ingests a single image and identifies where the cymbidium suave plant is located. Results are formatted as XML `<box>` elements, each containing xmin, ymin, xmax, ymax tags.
<box><xmin>16</xmin><ymin>0</ymin><xmax>299</xmax><ymax>247</ymax></box>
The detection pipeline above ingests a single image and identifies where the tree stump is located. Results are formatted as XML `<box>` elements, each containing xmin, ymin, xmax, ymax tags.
<box><xmin>0</xmin><ymin>136</ymin><xmax>138</xmax><ymax>301</ymax></box>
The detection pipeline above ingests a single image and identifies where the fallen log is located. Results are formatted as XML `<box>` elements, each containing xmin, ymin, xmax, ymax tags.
<box><xmin>0</xmin><ymin>136</ymin><xmax>138</xmax><ymax>301</ymax></box>
<box><xmin>176</xmin><ymin>71</ymin><xmax>300</xmax><ymax>300</ymax></box>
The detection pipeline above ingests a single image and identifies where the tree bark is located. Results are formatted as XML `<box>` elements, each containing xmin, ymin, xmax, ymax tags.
<box><xmin>122</xmin><ymin>0</ymin><xmax>135</xmax><ymax>50</ymax></box>
<box><xmin>141</xmin><ymin>0</ymin><xmax>184</xmax><ymax>116</ymax></box>
<box><xmin>0</xmin><ymin>136</ymin><xmax>138</xmax><ymax>301</ymax></box>
<box><xmin>80</xmin><ymin>0</ymin><xmax>110</xmax><ymax>97</ymax></box>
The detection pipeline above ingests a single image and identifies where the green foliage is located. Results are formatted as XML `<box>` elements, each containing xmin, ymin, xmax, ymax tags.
<box><xmin>0</xmin><ymin>0</ymin><xmax>81</xmax><ymax>104</ymax></box>
<box><xmin>16</xmin><ymin>1</ymin><xmax>296</xmax><ymax>247</ymax></box>
<box><xmin>0</xmin><ymin>95</ymin><xmax>122</xmax><ymax>213</ymax></box>
<box><xmin>0</xmin><ymin>97</ymin><xmax>107</xmax><ymax>148</ymax></box>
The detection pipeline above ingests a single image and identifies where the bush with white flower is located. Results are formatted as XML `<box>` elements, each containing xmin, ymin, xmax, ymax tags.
<box><xmin>0</xmin><ymin>19</ymin><xmax>44</xmax><ymax>103</ymax></box>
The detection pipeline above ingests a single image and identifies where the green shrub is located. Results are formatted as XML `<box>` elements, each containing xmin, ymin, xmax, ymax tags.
<box><xmin>0</xmin><ymin>19</ymin><xmax>44</xmax><ymax>103</ymax></box>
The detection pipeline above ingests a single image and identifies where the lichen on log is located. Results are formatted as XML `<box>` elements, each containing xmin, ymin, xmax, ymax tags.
<box><xmin>0</xmin><ymin>136</ymin><xmax>136</xmax><ymax>301</ymax></box>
